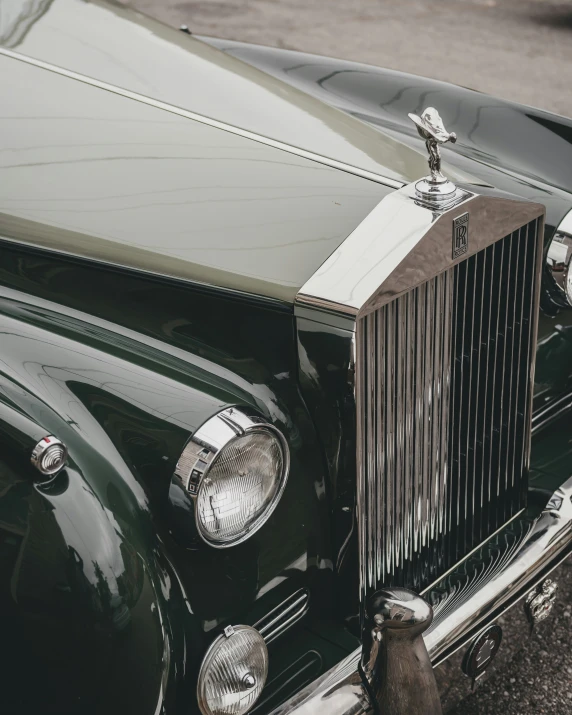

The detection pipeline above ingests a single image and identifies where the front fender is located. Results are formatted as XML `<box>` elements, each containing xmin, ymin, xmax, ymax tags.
<box><xmin>0</xmin><ymin>291</ymin><xmax>245</xmax><ymax>715</ymax></box>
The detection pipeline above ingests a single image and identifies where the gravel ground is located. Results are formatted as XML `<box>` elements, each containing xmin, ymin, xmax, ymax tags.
<box><xmin>121</xmin><ymin>0</ymin><xmax>572</xmax><ymax>711</ymax></box>
<box><xmin>448</xmin><ymin>561</ymin><xmax>572</xmax><ymax>714</ymax></box>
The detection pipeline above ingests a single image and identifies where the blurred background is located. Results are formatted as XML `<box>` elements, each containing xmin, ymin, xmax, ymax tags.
<box><xmin>122</xmin><ymin>0</ymin><xmax>572</xmax><ymax>117</ymax></box>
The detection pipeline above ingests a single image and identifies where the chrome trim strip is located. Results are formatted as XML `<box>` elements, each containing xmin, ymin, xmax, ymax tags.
<box><xmin>532</xmin><ymin>392</ymin><xmax>572</xmax><ymax>434</ymax></box>
<box><xmin>255</xmin><ymin>589</ymin><xmax>310</xmax><ymax>644</ymax></box>
<box><xmin>296</xmin><ymin>183</ymin><xmax>544</xmax><ymax>320</ymax></box>
<box><xmin>269</xmin><ymin>474</ymin><xmax>572</xmax><ymax>714</ymax></box>
<box><xmin>0</xmin><ymin>47</ymin><xmax>403</xmax><ymax>190</ymax></box>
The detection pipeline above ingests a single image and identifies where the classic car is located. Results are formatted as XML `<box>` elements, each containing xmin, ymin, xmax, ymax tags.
<box><xmin>2</xmin><ymin>1</ymin><xmax>572</xmax><ymax>714</ymax></box>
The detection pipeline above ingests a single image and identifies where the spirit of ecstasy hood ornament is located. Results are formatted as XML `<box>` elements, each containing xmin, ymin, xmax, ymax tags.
<box><xmin>408</xmin><ymin>107</ymin><xmax>458</xmax><ymax>205</ymax></box>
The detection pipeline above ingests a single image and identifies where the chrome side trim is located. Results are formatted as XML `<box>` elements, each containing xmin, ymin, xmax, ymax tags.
<box><xmin>269</xmin><ymin>474</ymin><xmax>572</xmax><ymax>715</ymax></box>
<box><xmin>254</xmin><ymin>589</ymin><xmax>310</xmax><ymax>644</ymax></box>
<box><xmin>296</xmin><ymin>183</ymin><xmax>544</xmax><ymax>320</ymax></box>
<box><xmin>0</xmin><ymin>47</ymin><xmax>403</xmax><ymax>190</ymax></box>
<box><xmin>532</xmin><ymin>392</ymin><xmax>572</xmax><ymax>434</ymax></box>
<box><xmin>269</xmin><ymin>650</ymin><xmax>370</xmax><ymax>715</ymax></box>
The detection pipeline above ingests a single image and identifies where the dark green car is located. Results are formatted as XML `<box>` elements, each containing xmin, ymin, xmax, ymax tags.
<box><xmin>2</xmin><ymin>2</ymin><xmax>572</xmax><ymax>714</ymax></box>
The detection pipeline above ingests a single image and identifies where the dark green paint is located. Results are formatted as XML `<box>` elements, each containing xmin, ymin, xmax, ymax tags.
<box><xmin>0</xmin><ymin>247</ymin><xmax>341</xmax><ymax>713</ymax></box>
<box><xmin>530</xmin><ymin>409</ymin><xmax>572</xmax><ymax>497</ymax></box>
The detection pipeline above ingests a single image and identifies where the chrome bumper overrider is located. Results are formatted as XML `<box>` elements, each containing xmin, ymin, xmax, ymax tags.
<box><xmin>270</xmin><ymin>475</ymin><xmax>572</xmax><ymax>715</ymax></box>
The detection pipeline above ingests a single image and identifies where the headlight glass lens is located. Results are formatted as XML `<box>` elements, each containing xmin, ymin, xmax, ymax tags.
<box><xmin>196</xmin><ymin>429</ymin><xmax>286</xmax><ymax>546</ymax></box>
<box><xmin>198</xmin><ymin>625</ymin><xmax>268</xmax><ymax>715</ymax></box>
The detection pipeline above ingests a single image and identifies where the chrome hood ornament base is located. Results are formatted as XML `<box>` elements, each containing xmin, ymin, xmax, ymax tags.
<box><xmin>409</xmin><ymin>107</ymin><xmax>458</xmax><ymax>205</ymax></box>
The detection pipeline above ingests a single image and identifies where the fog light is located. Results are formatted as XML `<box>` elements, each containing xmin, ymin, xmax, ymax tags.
<box><xmin>197</xmin><ymin>625</ymin><xmax>268</xmax><ymax>715</ymax></box>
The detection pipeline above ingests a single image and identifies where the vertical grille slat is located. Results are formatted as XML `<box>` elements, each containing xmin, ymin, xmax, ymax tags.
<box><xmin>519</xmin><ymin>219</ymin><xmax>540</xmax><ymax>495</ymax></box>
<box><xmin>357</xmin><ymin>220</ymin><xmax>541</xmax><ymax>594</ymax></box>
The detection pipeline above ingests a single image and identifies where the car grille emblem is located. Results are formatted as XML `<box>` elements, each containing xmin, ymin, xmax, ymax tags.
<box><xmin>453</xmin><ymin>212</ymin><xmax>469</xmax><ymax>258</ymax></box>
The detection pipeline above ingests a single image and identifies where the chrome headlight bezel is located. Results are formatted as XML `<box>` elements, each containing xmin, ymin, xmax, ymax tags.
<box><xmin>173</xmin><ymin>407</ymin><xmax>289</xmax><ymax>548</ymax></box>
<box><xmin>547</xmin><ymin>209</ymin><xmax>572</xmax><ymax>307</ymax></box>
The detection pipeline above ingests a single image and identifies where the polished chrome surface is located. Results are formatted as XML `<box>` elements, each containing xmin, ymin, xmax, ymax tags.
<box><xmin>546</xmin><ymin>208</ymin><xmax>572</xmax><ymax>307</ymax></box>
<box><xmin>356</xmin><ymin>217</ymin><xmax>543</xmax><ymax>596</ymax></box>
<box><xmin>408</xmin><ymin>107</ymin><xmax>458</xmax><ymax>205</ymax></box>
<box><xmin>357</xmin><ymin>269</ymin><xmax>454</xmax><ymax>593</ymax></box>
<box><xmin>269</xmin><ymin>649</ymin><xmax>371</xmax><ymax>715</ymax></box>
<box><xmin>254</xmin><ymin>589</ymin><xmax>310</xmax><ymax>644</ymax></box>
<box><xmin>296</xmin><ymin>183</ymin><xmax>544</xmax><ymax>320</ymax></box>
<box><xmin>370</xmin><ymin>587</ymin><xmax>433</xmax><ymax>631</ymax></box>
<box><xmin>0</xmin><ymin>46</ymin><xmax>403</xmax><ymax>191</ymax></box>
<box><xmin>524</xmin><ymin>578</ymin><xmax>558</xmax><ymax>625</ymax></box>
<box><xmin>173</xmin><ymin>407</ymin><xmax>289</xmax><ymax>548</ymax></box>
<box><xmin>532</xmin><ymin>391</ymin><xmax>572</xmax><ymax>435</ymax></box>
<box><xmin>362</xmin><ymin>589</ymin><xmax>442</xmax><ymax>715</ymax></box>
<box><xmin>424</xmin><ymin>476</ymin><xmax>572</xmax><ymax>663</ymax></box>
<box><xmin>269</xmin><ymin>475</ymin><xmax>572</xmax><ymax>715</ymax></box>
<box><xmin>30</xmin><ymin>435</ymin><xmax>67</xmax><ymax>477</ymax></box>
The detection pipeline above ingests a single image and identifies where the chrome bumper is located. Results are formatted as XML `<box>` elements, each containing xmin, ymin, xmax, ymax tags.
<box><xmin>270</xmin><ymin>475</ymin><xmax>572</xmax><ymax>715</ymax></box>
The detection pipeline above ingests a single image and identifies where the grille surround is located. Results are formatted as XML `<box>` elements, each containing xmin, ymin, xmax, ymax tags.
<box><xmin>296</xmin><ymin>183</ymin><xmax>545</xmax><ymax>604</ymax></box>
<box><xmin>356</xmin><ymin>216</ymin><xmax>544</xmax><ymax>598</ymax></box>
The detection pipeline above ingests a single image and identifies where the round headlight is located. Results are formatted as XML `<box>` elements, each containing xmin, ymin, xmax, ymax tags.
<box><xmin>173</xmin><ymin>408</ymin><xmax>289</xmax><ymax>548</ymax></box>
<box><xmin>197</xmin><ymin>625</ymin><xmax>268</xmax><ymax>715</ymax></box>
<box><xmin>196</xmin><ymin>428</ymin><xmax>286</xmax><ymax>545</ymax></box>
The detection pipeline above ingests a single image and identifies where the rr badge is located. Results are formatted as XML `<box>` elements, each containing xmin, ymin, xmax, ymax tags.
<box><xmin>453</xmin><ymin>212</ymin><xmax>469</xmax><ymax>259</ymax></box>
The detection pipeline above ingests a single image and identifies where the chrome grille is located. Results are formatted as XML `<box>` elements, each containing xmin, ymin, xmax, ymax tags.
<box><xmin>357</xmin><ymin>219</ymin><xmax>541</xmax><ymax>594</ymax></box>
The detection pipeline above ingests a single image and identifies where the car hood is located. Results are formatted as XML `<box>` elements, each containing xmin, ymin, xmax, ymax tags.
<box><xmin>0</xmin><ymin>0</ymin><xmax>474</xmax><ymax>189</ymax></box>
<box><xmin>1</xmin><ymin>0</ymin><xmax>568</xmax><ymax>305</ymax></box>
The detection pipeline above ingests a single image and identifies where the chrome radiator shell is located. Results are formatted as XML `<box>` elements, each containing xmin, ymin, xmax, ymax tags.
<box><xmin>356</xmin><ymin>218</ymin><xmax>542</xmax><ymax>594</ymax></box>
<box><xmin>297</xmin><ymin>182</ymin><xmax>545</xmax><ymax>601</ymax></box>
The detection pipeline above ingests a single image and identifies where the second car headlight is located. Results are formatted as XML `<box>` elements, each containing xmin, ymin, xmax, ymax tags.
<box><xmin>546</xmin><ymin>210</ymin><xmax>572</xmax><ymax>307</ymax></box>
<box><xmin>173</xmin><ymin>407</ymin><xmax>289</xmax><ymax>547</ymax></box>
